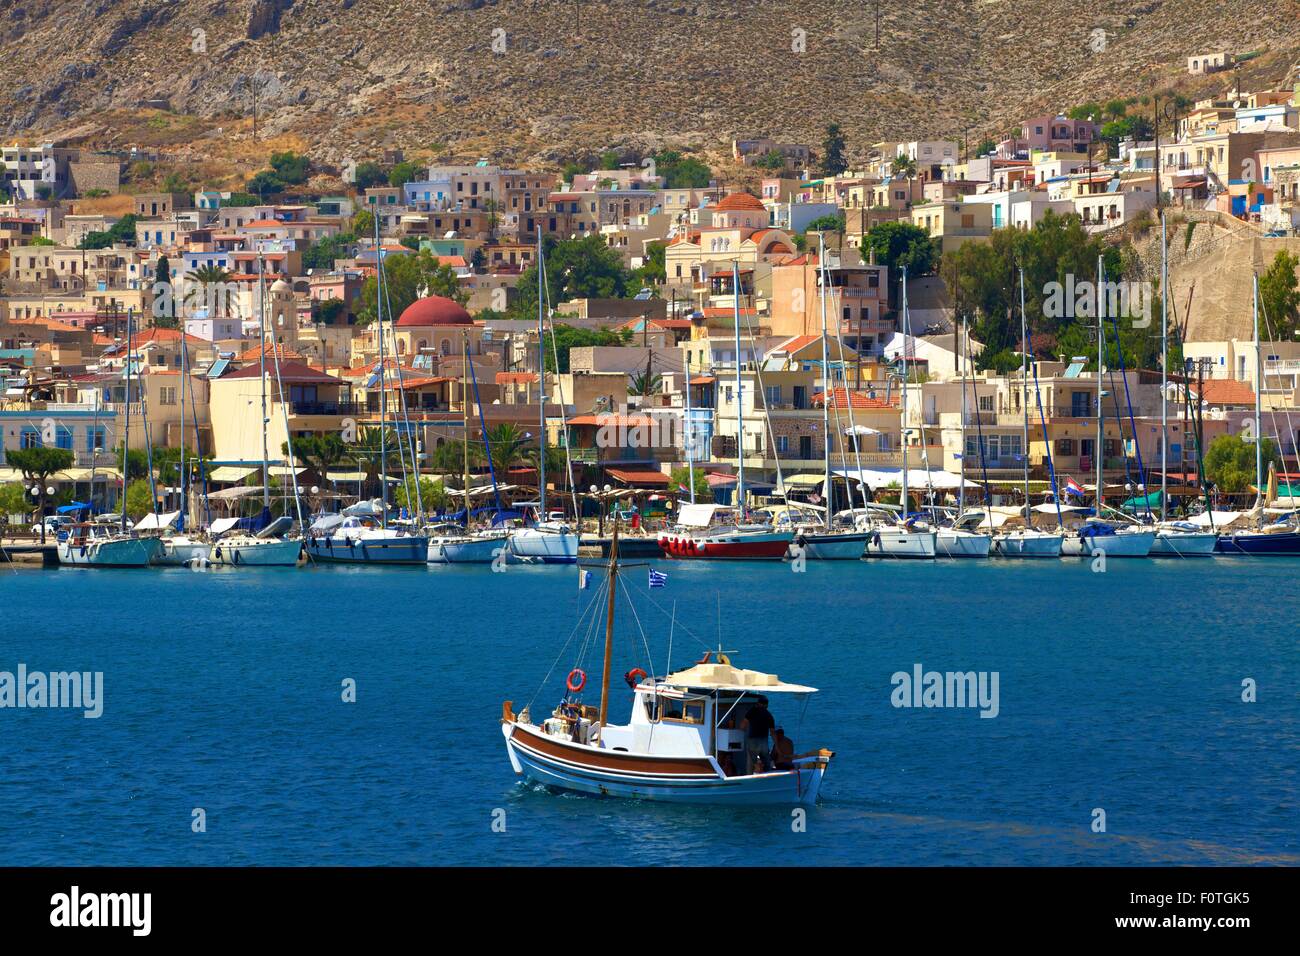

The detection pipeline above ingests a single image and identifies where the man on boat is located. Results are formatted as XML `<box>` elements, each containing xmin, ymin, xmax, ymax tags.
<box><xmin>770</xmin><ymin>728</ymin><xmax>795</xmax><ymax>770</ymax></box>
<box><xmin>740</xmin><ymin>696</ymin><xmax>775</xmax><ymax>774</ymax></box>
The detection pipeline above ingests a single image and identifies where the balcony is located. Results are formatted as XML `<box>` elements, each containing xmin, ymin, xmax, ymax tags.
<box><xmin>289</xmin><ymin>400</ymin><xmax>364</xmax><ymax>417</ymax></box>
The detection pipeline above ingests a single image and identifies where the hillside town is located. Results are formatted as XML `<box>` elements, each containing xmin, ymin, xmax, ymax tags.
<box><xmin>3</xmin><ymin>69</ymin><xmax>1300</xmax><ymax>544</ymax></box>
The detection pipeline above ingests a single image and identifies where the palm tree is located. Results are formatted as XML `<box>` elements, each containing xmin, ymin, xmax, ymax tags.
<box><xmin>892</xmin><ymin>154</ymin><xmax>918</xmax><ymax>208</ymax></box>
<box><xmin>627</xmin><ymin>371</ymin><xmax>664</xmax><ymax>397</ymax></box>
<box><xmin>284</xmin><ymin>434</ymin><xmax>347</xmax><ymax>486</ymax></box>
<box><xmin>485</xmin><ymin>423</ymin><xmax>529</xmax><ymax>486</ymax></box>
<box><xmin>184</xmin><ymin>264</ymin><xmax>236</xmax><ymax>319</ymax></box>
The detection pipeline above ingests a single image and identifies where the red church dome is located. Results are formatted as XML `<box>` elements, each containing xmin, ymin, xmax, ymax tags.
<box><xmin>395</xmin><ymin>295</ymin><xmax>473</xmax><ymax>327</ymax></box>
<box><xmin>715</xmin><ymin>191</ymin><xmax>766</xmax><ymax>212</ymax></box>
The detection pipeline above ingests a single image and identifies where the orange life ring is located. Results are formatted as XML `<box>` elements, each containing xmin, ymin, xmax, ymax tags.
<box><xmin>566</xmin><ymin>668</ymin><xmax>586</xmax><ymax>693</ymax></box>
<box><xmin>624</xmin><ymin>667</ymin><xmax>647</xmax><ymax>689</ymax></box>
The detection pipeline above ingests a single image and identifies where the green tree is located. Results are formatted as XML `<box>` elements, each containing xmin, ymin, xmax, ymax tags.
<box><xmin>670</xmin><ymin>465</ymin><xmax>711</xmax><ymax>501</ymax></box>
<box><xmin>974</xmin><ymin>137</ymin><xmax>997</xmax><ymax>158</ymax></box>
<box><xmin>627</xmin><ymin>370</ymin><xmax>664</xmax><ymax>397</ymax></box>
<box><xmin>352</xmin><ymin>161</ymin><xmax>387</xmax><ymax>190</ymax></box>
<box><xmin>508</xmin><ymin>235</ymin><xmax>634</xmax><ymax>323</ymax></box>
<box><xmin>270</xmin><ymin>151</ymin><xmax>310</xmax><ymax>185</ymax></box>
<box><xmin>5</xmin><ymin>447</ymin><xmax>74</xmax><ymax>541</ymax></box>
<box><xmin>892</xmin><ymin>154</ymin><xmax>917</xmax><ymax>206</ymax></box>
<box><xmin>302</xmin><ymin>233</ymin><xmax>358</xmax><ymax>271</ymax></box>
<box><xmin>355</xmin><ymin>251</ymin><xmax>467</xmax><ymax>325</ymax></box>
<box><xmin>351</xmin><ymin>208</ymin><xmax>376</xmax><ymax>237</ymax></box>
<box><xmin>634</xmin><ymin>241</ymin><xmax>667</xmax><ymax>286</ymax></box>
<box><xmin>861</xmin><ymin>221</ymin><xmax>937</xmax><ymax>277</ymax></box>
<box><xmin>485</xmin><ymin>423</ymin><xmax>530</xmax><ymax>482</ymax></box>
<box><xmin>805</xmin><ymin>213</ymin><xmax>846</xmax><ymax>234</ymax></box>
<box><xmin>79</xmin><ymin>214</ymin><xmax>139</xmax><ymax>250</ymax></box>
<box><xmin>283</xmin><ymin>434</ymin><xmax>348</xmax><ymax>483</ymax></box>
<box><xmin>598</xmin><ymin>149</ymin><xmax>622</xmax><ymax>170</ymax></box>
<box><xmin>757</xmin><ymin>149</ymin><xmax>788</xmax><ymax>171</ymax></box>
<box><xmin>821</xmin><ymin>123</ymin><xmax>847</xmax><ymax>176</ymax></box>
<box><xmin>315</xmin><ymin>297</ymin><xmax>347</xmax><ymax>325</ymax></box>
<box><xmin>395</xmin><ymin>476</ymin><xmax>448</xmax><ymax>514</ymax></box>
<box><xmin>124</xmin><ymin>478</ymin><xmax>155</xmax><ymax>521</ymax></box>
<box><xmin>653</xmin><ymin>150</ymin><xmax>713</xmax><ymax>188</ymax></box>
<box><xmin>1258</xmin><ymin>250</ymin><xmax>1300</xmax><ymax>339</ymax></box>
<box><xmin>247</xmin><ymin>169</ymin><xmax>285</xmax><ymax>197</ymax></box>
<box><xmin>1204</xmin><ymin>434</ymin><xmax>1280</xmax><ymax>494</ymax></box>
<box><xmin>543</xmin><ymin>324</ymin><xmax>632</xmax><ymax>373</ymax></box>
<box><xmin>0</xmin><ymin>482</ymin><xmax>32</xmax><ymax>521</ymax></box>
<box><xmin>388</xmin><ymin>161</ymin><xmax>423</xmax><ymax>188</ymax></box>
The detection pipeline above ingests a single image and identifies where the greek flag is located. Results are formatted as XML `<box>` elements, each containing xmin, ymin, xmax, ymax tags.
<box><xmin>648</xmin><ymin>569</ymin><xmax>667</xmax><ymax>589</ymax></box>
<box><xmin>578</xmin><ymin>569</ymin><xmax>592</xmax><ymax>590</ymax></box>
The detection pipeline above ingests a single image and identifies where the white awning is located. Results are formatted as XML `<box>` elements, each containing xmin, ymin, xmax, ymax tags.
<box><xmin>326</xmin><ymin>471</ymin><xmax>368</xmax><ymax>482</ymax></box>
<box><xmin>676</xmin><ymin>503</ymin><xmax>722</xmax><ymax>528</ymax></box>
<box><xmin>664</xmin><ymin>661</ymin><xmax>817</xmax><ymax>694</ymax></box>
<box><xmin>209</xmin><ymin>465</ymin><xmax>258</xmax><ymax>483</ymax></box>
<box><xmin>134</xmin><ymin>510</ymin><xmax>179</xmax><ymax>531</ymax></box>
<box><xmin>831</xmin><ymin>467</ymin><xmax>978</xmax><ymax>490</ymax></box>
<box><xmin>207</xmin><ymin>485</ymin><xmax>265</xmax><ymax>501</ymax></box>
<box><xmin>209</xmin><ymin>516</ymin><xmax>242</xmax><ymax>535</ymax></box>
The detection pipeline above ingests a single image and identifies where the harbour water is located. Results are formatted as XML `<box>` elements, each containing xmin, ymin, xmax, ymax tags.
<box><xmin>1</xmin><ymin>558</ymin><xmax>1296</xmax><ymax>866</ymax></box>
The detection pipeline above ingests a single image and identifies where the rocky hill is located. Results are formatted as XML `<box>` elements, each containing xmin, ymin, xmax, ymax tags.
<box><xmin>2</xmin><ymin>0</ymin><xmax>1298</xmax><ymax>173</ymax></box>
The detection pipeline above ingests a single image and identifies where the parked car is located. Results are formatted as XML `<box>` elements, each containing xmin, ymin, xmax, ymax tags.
<box><xmin>30</xmin><ymin>515</ymin><xmax>73</xmax><ymax>537</ymax></box>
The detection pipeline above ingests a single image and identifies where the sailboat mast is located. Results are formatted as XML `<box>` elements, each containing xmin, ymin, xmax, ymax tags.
<box><xmin>121</xmin><ymin>308</ymin><xmax>132</xmax><ymax>533</ymax></box>
<box><xmin>598</xmin><ymin>515</ymin><xmax>620</xmax><ymax>728</ymax></box>
<box><xmin>536</xmin><ymin>226</ymin><xmax>547</xmax><ymax>518</ymax></box>
<box><xmin>1019</xmin><ymin>268</ymin><xmax>1029</xmax><ymax>521</ymax></box>
<box><xmin>1160</xmin><ymin>211</ymin><xmax>1169</xmax><ymax>521</ymax></box>
<box><xmin>374</xmin><ymin>217</ymin><xmax>388</xmax><ymax>530</ymax></box>
<box><xmin>684</xmin><ymin>332</ymin><xmax>696</xmax><ymax>505</ymax></box>
<box><xmin>732</xmin><ymin>260</ymin><xmax>744</xmax><ymax>517</ymax></box>
<box><xmin>179</xmin><ymin>305</ymin><xmax>187</xmax><ymax>530</ymax></box>
<box><xmin>958</xmin><ymin>317</ymin><xmax>967</xmax><ymax>516</ymax></box>
<box><xmin>900</xmin><ymin>266</ymin><xmax>909</xmax><ymax>516</ymax></box>
<box><xmin>462</xmin><ymin>330</ymin><xmax>471</xmax><ymax>526</ymax></box>
<box><xmin>1095</xmin><ymin>255</ymin><xmax>1104</xmax><ymax>516</ymax></box>
<box><xmin>258</xmin><ymin>256</ymin><xmax>270</xmax><ymax>513</ymax></box>
<box><xmin>818</xmin><ymin>235</ymin><xmax>831</xmax><ymax>530</ymax></box>
<box><xmin>1252</xmin><ymin>272</ymin><xmax>1262</xmax><ymax>499</ymax></box>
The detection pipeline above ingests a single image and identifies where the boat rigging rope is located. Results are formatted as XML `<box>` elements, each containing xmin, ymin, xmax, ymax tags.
<box><xmin>615</xmin><ymin>573</ymin><xmax>657</xmax><ymax>675</ymax></box>
<box><xmin>524</xmin><ymin>574</ymin><xmax>609</xmax><ymax>711</ymax></box>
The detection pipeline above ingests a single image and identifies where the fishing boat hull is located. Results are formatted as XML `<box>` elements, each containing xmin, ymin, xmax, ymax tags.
<box><xmin>658</xmin><ymin>529</ymin><xmax>794</xmax><ymax>560</ymax></box>
<box><xmin>508</xmin><ymin>528</ymin><xmax>579</xmax><ymax>564</ymax></box>
<box><xmin>57</xmin><ymin>535</ymin><xmax>162</xmax><ymax>568</ymax></box>
<box><xmin>502</xmin><ymin>721</ymin><xmax>828</xmax><ymax>805</ymax></box>
<box><xmin>1215</xmin><ymin>530</ymin><xmax>1300</xmax><ymax>555</ymax></box>
<box><xmin>993</xmin><ymin>531</ymin><xmax>1064</xmax><ymax>557</ymax></box>
<box><xmin>210</xmin><ymin>537</ymin><xmax>304</xmax><ymax>567</ymax></box>
<box><xmin>1149</xmin><ymin>530</ymin><xmax>1219</xmax><ymax>556</ymax></box>
<box><xmin>1061</xmin><ymin>529</ymin><xmax>1155</xmax><ymax>557</ymax></box>
<box><xmin>795</xmin><ymin>531</ymin><xmax>871</xmax><ymax>560</ymax></box>
<box><xmin>441</xmin><ymin>534</ymin><xmax>511</xmax><ymax>564</ymax></box>
<box><xmin>870</xmin><ymin>528</ymin><xmax>938</xmax><ymax>558</ymax></box>
<box><xmin>935</xmin><ymin>530</ymin><xmax>992</xmax><ymax>558</ymax></box>
<box><xmin>306</xmin><ymin>534</ymin><xmax>428</xmax><ymax>565</ymax></box>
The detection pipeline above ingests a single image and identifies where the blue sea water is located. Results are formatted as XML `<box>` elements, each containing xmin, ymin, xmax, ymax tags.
<box><xmin>0</xmin><ymin>556</ymin><xmax>1296</xmax><ymax>866</ymax></box>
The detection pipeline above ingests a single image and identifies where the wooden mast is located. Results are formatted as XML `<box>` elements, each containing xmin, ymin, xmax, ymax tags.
<box><xmin>598</xmin><ymin>514</ymin><xmax>620</xmax><ymax>727</ymax></box>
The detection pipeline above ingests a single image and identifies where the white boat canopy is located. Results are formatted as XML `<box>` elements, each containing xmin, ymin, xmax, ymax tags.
<box><xmin>134</xmin><ymin>510</ymin><xmax>180</xmax><ymax>531</ymax></box>
<box><xmin>676</xmin><ymin>503</ymin><xmax>724</xmax><ymax>528</ymax></box>
<box><xmin>831</xmin><ymin>466</ymin><xmax>979</xmax><ymax>490</ymax></box>
<box><xmin>209</xmin><ymin>516</ymin><xmax>242</xmax><ymax>535</ymax></box>
<box><xmin>664</xmin><ymin>661</ymin><xmax>818</xmax><ymax>694</ymax></box>
<box><xmin>1186</xmin><ymin>510</ymin><xmax>1243</xmax><ymax>528</ymax></box>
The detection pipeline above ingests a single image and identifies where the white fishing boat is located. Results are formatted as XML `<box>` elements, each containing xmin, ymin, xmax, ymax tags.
<box><xmin>502</xmin><ymin>521</ymin><xmax>833</xmax><ymax>805</ymax></box>
<box><xmin>57</xmin><ymin>524</ymin><xmax>162</xmax><ymax>567</ymax></box>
